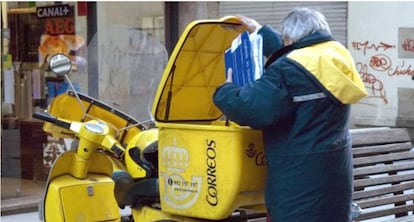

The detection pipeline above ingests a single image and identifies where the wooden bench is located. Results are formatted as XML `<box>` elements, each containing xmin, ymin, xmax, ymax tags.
<box><xmin>351</xmin><ymin>127</ymin><xmax>414</xmax><ymax>221</ymax></box>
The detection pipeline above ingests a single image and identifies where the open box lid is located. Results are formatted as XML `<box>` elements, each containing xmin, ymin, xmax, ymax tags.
<box><xmin>151</xmin><ymin>16</ymin><xmax>243</xmax><ymax>123</ymax></box>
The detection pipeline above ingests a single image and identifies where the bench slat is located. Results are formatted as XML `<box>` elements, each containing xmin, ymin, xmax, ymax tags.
<box><xmin>353</xmin><ymin>181</ymin><xmax>414</xmax><ymax>200</ymax></box>
<box><xmin>353</xmin><ymin>152</ymin><xmax>414</xmax><ymax>166</ymax></box>
<box><xmin>354</xmin><ymin>162</ymin><xmax>414</xmax><ymax>177</ymax></box>
<box><xmin>384</xmin><ymin>215</ymin><xmax>414</xmax><ymax>222</ymax></box>
<box><xmin>352</xmin><ymin>142</ymin><xmax>413</xmax><ymax>156</ymax></box>
<box><xmin>351</xmin><ymin>127</ymin><xmax>413</xmax><ymax>221</ymax></box>
<box><xmin>354</xmin><ymin>173</ymin><xmax>414</xmax><ymax>188</ymax></box>
<box><xmin>356</xmin><ymin>204</ymin><xmax>414</xmax><ymax>221</ymax></box>
<box><xmin>356</xmin><ymin>193</ymin><xmax>414</xmax><ymax>208</ymax></box>
<box><xmin>351</xmin><ymin>128</ymin><xmax>411</xmax><ymax>147</ymax></box>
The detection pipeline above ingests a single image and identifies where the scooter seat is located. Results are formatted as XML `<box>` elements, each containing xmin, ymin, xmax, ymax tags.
<box><xmin>113</xmin><ymin>172</ymin><xmax>160</xmax><ymax>208</ymax></box>
<box><xmin>126</xmin><ymin>178</ymin><xmax>160</xmax><ymax>208</ymax></box>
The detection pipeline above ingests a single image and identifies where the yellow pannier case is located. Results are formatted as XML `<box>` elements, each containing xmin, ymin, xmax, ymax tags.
<box><xmin>152</xmin><ymin>16</ymin><xmax>267</xmax><ymax>220</ymax></box>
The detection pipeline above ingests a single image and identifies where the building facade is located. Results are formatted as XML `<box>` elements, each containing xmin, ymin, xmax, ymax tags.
<box><xmin>1</xmin><ymin>1</ymin><xmax>413</xmax><ymax>190</ymax></box>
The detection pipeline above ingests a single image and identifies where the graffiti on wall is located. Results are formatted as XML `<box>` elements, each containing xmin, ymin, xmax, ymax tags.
<box><xmin>399</xmin><ymin>28</ymin><xmax>414</xmax><ymax>58</ymax></box>
<box><xmin>402</xmin><ymin>38</ymin><xmax>414</xmax><ymax>53</ymax></box>
<box><xmin>356</xmin><ymin>62</ymin><xmax>388</xmax><ymax>104</ymax></box>
<box><xmin>352</xmin><ymin>41</ymin><xmax>395</xmax><ymax>56</ymax></box>
<box><xmin>351</xmin><ymin>28</ymin><xmax>414</xmax><ymax>105</ymax></box>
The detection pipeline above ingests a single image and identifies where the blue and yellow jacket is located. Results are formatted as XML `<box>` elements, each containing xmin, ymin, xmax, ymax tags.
<box><xmin>213</xmin><ymin>25</ymin><xmax>367</xmax><ymax>221</ymax></box>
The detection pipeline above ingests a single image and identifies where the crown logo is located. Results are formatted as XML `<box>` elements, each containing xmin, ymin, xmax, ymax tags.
<box><xmin>245</xmin><ymin>143</ymin><xmax>257</xmax><ymax>158</ymax></box>
<box><xmin>162</xmin><ymin>146</ymin><xmax>189</xmax><ymax>172</ymax></box>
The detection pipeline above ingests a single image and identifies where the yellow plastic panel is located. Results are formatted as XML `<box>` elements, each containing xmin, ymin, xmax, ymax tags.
<box><xmin>152</xmin><ymin>16</ymin><xmax>244</xmax><ymax>122</ymax></box>
<box><xmin>132</xmin><ymin>206</ymin><xmax>199</xmax><ymax>222</ymax></box>
<box><xmin>45</xmin><ymin>174</ymin><xmax>120</xmax><ymax>222</ymax></box>
<box><xmin>157</xmin><ymin>121</ymin><xmax>266</xmax><ymax>220</ymax></box>
<box><xmin>45</xmin><ymin>91</ymin><xmax>142</xmax><ymax>145</ymax></box>
<box><xmin>47</xmin><ymin>151</ymin><xmax>113</xmax><ymax>182</ymax></box>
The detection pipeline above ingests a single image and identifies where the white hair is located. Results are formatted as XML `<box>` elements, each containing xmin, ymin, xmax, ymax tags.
<box><xmin>281</xmin><ymin>8</ymin><xmax>331</xmax><ymax>43</ymax></box>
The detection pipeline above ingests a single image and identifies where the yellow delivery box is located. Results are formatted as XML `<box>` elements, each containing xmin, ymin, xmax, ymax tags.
<box><xmin>157</xmin><ymin>122</ymin><xmax>266</xmax><ymax>219</ymax></box>
<box><xmin>152</xmin><ymin>16</ymin><xmax>267</xmax><ymax>220</ymax></box>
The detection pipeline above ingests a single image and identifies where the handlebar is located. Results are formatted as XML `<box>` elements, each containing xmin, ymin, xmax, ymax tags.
<box><xmin>34</xmin><ymin>111</ymin><xmax>125</xmax><ymax>157</ymax></box>
<box><xmin>111</xmin><ymin>144</ymin><xmax>125</xmax><ymax>157</ymax></box>
<box><xmin>33</xmin><ymin>112</ymin><xmax>71</xmax><ymax>129</ymax></box>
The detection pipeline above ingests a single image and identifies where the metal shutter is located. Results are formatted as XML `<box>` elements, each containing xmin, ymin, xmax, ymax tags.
<box><xmin>219</xmin><ymin>1</ymin><xmax>348</xmax><ymax>45</ymax></box>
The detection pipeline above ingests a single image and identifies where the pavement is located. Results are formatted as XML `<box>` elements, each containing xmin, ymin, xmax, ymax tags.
<box><xmin>1</xmin><ymin>211</ymin><xmax>42</xmax><ymax>222</ymax></box>
<box><xmin>1</xmin><ymin>177</ymin><xmax>45</xmax><ymax>216</ymax></box>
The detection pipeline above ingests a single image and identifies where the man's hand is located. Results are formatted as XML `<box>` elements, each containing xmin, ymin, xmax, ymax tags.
<box><xmin>238</xmin><ymin>15</ymin><xmax>262</xmax><ymax>33</ymax></box>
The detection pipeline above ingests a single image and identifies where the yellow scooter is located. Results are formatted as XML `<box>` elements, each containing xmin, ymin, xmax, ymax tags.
<box><xmin>35</xmin><ymin>16</ymin><xmax>268</xmax><ymax>222</ymax></box>
<box><xmin>35</xmin><ymin>53</ymin><xmax>161</xmax><ymax>221</ymax></box>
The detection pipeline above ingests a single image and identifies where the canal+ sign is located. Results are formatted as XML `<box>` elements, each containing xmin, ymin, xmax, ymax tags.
<box><xmin>36</xmin><ymin>4</ymin><xmax>75</xmax><ymax>35</ymax></box>
<box><xmin>36</xmin><ymin>4</ymin><xmax>73</xmax><ymax>18</ymax></box>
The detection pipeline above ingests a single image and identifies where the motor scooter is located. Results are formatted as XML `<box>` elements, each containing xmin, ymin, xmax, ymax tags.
<box><xmin>34</xmin><ymin>16</ymin><xmax>268</xmax><ymax>222</ymax></box>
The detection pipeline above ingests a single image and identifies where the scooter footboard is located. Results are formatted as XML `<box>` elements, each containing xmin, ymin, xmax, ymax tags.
<box><xmin>157</xmin><ymin>122</ymin><xmax>266</xmax><ymax>220</ymax></box>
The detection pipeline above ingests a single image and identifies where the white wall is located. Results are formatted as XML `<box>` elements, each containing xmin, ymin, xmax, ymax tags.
<box><xmin>95</xmin><ymin>2</ymin><xmax>168</xmax><ymax>121</ymax></box>
<box><xmin>348</xmin><ymin>2</ymin><xmax>414</xmax><ymax>127</ymax></box>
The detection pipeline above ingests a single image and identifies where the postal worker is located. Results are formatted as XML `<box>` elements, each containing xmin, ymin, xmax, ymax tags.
<box><xmin>213</xmin><ymin>7</ymin><xmax>367</xmax><ymax>222</ymax></box>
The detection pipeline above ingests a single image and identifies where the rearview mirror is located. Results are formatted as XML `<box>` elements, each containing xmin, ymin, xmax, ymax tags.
<box><xmin>49</xmin><ymin>54</ymin><xmax>72</xmax><ymax>75</ymax></box>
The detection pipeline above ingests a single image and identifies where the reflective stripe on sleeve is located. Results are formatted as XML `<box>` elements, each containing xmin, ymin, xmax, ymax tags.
<box><xmin>293</xmin><ymin>92</ymin><xmax>327</xmax><ymax>102</ymax></box>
